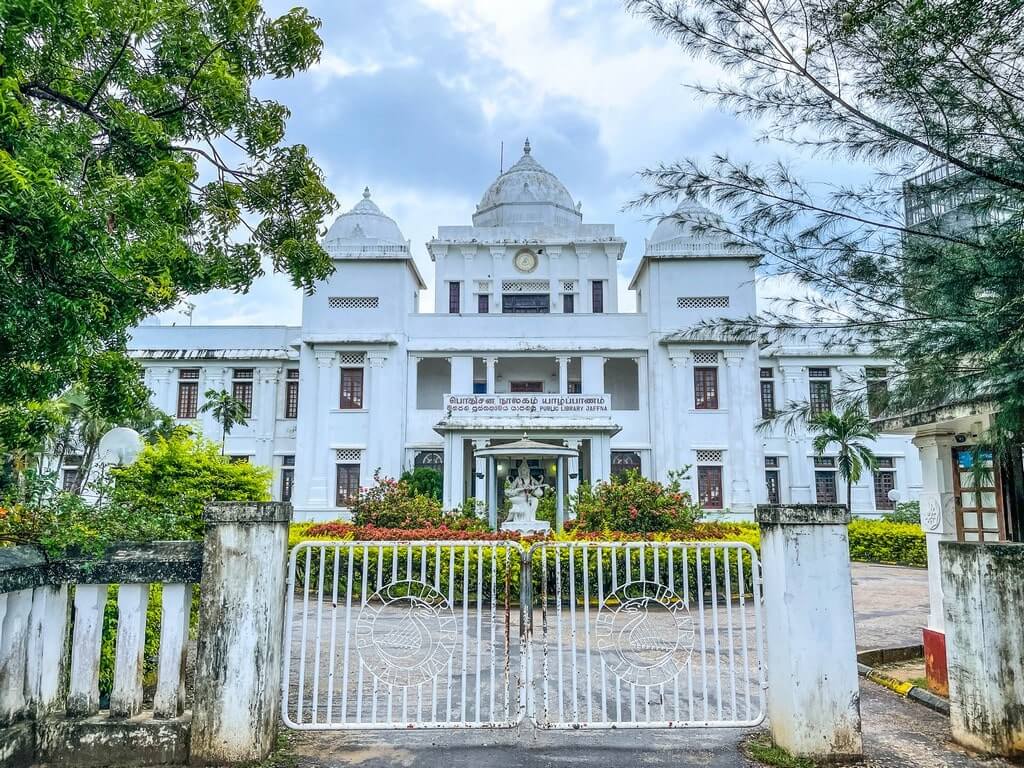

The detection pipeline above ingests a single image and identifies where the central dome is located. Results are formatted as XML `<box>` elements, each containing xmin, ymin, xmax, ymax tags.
<box><xmin>473</xmin><ymin>139</ymin><xmax>582</xmax><ymax>228</ymax></box>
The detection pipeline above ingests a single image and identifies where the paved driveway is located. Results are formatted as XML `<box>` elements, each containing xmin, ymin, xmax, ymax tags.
<box><xmin>851</xmin><ymin>563</ymin><xmax>929</xmax><ymax>650</ymax></box>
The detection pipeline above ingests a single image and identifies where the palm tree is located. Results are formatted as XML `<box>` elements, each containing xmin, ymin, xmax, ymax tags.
<box><xmin>809</xmin><ymin>407</ymin><xmax>879</xmax><ymax>510</ymax></box>
<box><xmin>199</xmin><ymin>389</ymin><xmax>249</xmax><ymax>455</ymax></box>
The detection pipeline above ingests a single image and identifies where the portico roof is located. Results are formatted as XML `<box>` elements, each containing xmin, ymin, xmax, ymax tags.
<box><xmin>474</xmin><ymin>437</ymin><xmax>579</xmax><ymax>458</ymax></box>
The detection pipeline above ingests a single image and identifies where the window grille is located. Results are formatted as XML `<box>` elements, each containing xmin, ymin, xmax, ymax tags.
<box><xmin>284</xmin><ymin>370</ymin><xmax>299</xmax><ymax>419</ymax></box>
<box><xmin>561</xmin><ymin>280</ymin><xmax>577</xmax><ymax>293</ymax></box>
<box><xmin>809</xmin><ymin>380</ymin><xmax>832</xmax><ymax>415</ymax></box>
<box><xmin>692</xmin><ymin>351</ymin><xmax>719</xmax><ymax>365</ymax></box>
<box><xmin>760</xmin><ymin>379</ymin><xmax>776</xmax><ymax>419</ymax></box>
<box><xmin>765</xmin><ymin>470</ymin><xmax>780</xmax><ymax>504</ymax></box>
<box><xmin>808</xmin><ymin>367</ymin><xmax>831</xmax><ymax>378</ymax></box>
<box><xmin>502</xmin><ymin>279</ymin><xmax>549</xmax><ymax>293</ymax></box>
<box><xmin>591</xmin><ymin>280</ymin><xmax>604</xmax><ymax>313</ymax></box>
<box><xmin>694</xmin><ymin>449</ymin><xmax>724</xmax><ymax>463</ymax></box>
<box><xmin>338</xmin><ymin>352</ymin><xmax>365</xmax><ymax>366</ymax></box>
<box><xmin>328</xmin><ymin>296</ymin><xmax>379</xmax><ymax>309</ymax></box>
<box><xmin>815</xmin><ymin>471</ymin><xmax>838</xmax><ymax>504</ymax></box>
<box><xmin>448</xmin><ymin>282</ymin><xmax>461</xmax><ymax>314</ymax></box>
<box><xmin>874</xmin><ymin>469</ymin><xmax>896</xmax><ymax>510</ymax></box>
<box><xmin>476</xmin><ymin>280</ymin><xmax>491</xmax><ymax>292</ymax></box>
<box><xmin>759</xmin><ymin>367</ymin><xmax>773</xmax><ymax>379</ymax></box>
<box><xmin>814</xmin><ymin>456</ymin><xmax>836</xmax><ymax>468</ymax></box>
<box><xmin>764</xmin><ymin>456</ymin><xmax>779</xmax><ymax>468</ymax></box>
<box><xmin>336</xmin><ymin>449</ymin><xmax>362</xmax><ymax>462</ymax></box>
<box><xmin>677</xmin><ymin>296</ymin><xmax>730</xmax><ymax>309</ymax></box>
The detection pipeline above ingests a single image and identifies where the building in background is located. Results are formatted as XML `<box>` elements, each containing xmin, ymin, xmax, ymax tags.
<box><xmin>125</xmin><ymin>141</ymin><xmax>921</xmax><ymax>521</ymax></box>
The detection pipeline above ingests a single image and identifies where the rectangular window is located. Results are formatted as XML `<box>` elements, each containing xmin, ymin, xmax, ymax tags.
<box><xmin>62</xmin><ymin>467</ymin><xmax>79</xmax><ymax>492</ymax></box>
<box><xmin>281</xmin><ymin>455</ymin><xmax>295</xmax><ymax>502</ymax></box>
<box><xmin>815</xmin><ymin>470</ymin><xmax>838</xmax><ymax>503</ymax></box>
<box><xmin>502</xmin><ymin>294</ymin><xmax>550</xmax><ymax>313</ymax></box>
<box><xmin>448</xmin><ymin>282</ymin><xmax>461</xmax><ymax>314</ymax></box>
<box><xmin>284</xmin><ymin>369</ymin><xmax>299</xmax><ymax>419</ymax></box>
<box><xmin>591</xmin><ymin>280</ymin><xmax>604</xmax><ymax>313</ymax></box>
<box><xmin>697</xmin><ymin>466</ymin><xmax>723</xmax><ymax>509</ymax></box>
<box><xmin>760</xmin><ymin>380</ymin><xmax>775</xmax><ymax>420</ymax></box>
<box><xmin>510</xmin><ymin>381</ymin><xmax>544</xmax><ymax>393</ymax></box>
<box><xmin>477</xmin><ymin>294</ymin><xmax>489</xmax><ymax>314</ymax></box>
<box><xmin>563</xmin><ymin>293</ymin><xmax>575</xmax><ymax>314</ymax></box>
<box><xmin>809</xmin><ymin>380</ymin><xmax>832</xmax><ymax>415</ymax></box>
<box><xmin>808</xmin><ymin>367</ymin><xmax>831</xmax><ymax>378</ymax></box>
<box><xmin>340</xmin><ymin>367</ymin><xmax>364</xmax><ymax>409</ymax></box>
<box><xmin>176</xmin><ymin>368</ymin><xmax>200</xmax><ymax>418</ymax></box>
<box><xmin>765</xmin><ymin>470</ymin><xmax>780</xmax><ymax>504</ymax></box>
<box><xmin>866</xmin><ymin>366</ymin><xmax>889</xmax><ymax>418</ymax></box>
<box><xmin>336</xmin><ymin>464</ymin><xmax>361</xmax><ymax>507</ymax></box>
<box><xmin>473</xmin><ymin>381</ymin><xmax>487</xmax><ymax>394</ymax></box>
<box><xmin>874</xmin><ymin>468</ymin><xmax>896</xmax><ymax>510</ymax></box>
<box><xmin>764</xmin><ymin>456</ymin><xmax>779</xmax><ymax>468</ymax></box>
<box><xmin>693</xmin><ymin>367</ymin><xmax>719</xmax><ymax>409</ymax></box>
<box><xmin>232</xmin><ymin>368</ymin><xmax>253</xmax><ymax>417</ymax></box>
<box><xmin>567</xmin><ymin>380</ymin><xmax>582</xmax><ymax>394</ymax></box>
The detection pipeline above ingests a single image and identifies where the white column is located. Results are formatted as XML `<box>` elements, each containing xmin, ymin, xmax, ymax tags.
<box><xmin>407</xmin><ymin>355</ymin><xmax>420</xmax><ymax>409</ymax></box>
<box><xmin>447</xmin><ymin>436</ymin><xmax>466</xmax><ymax>510</ymax></box>
<box><xmin>110</xmin><ymin>583</ymin><xmax>149</xmax><ymax>718</ymax></box>
<box><xmin>557</xmin><ymin>356</ymin><xmax>569</xmax><ymax>394</ymax></box>
<box><xmin>780</xmin><ymin>365</ymin><xmax>812</xmax><ymax>502</ymax></box>
<box><xmin>256</xmin><ymin>366</ymin><xmax>279</xmax><ymax>467</ymax></box>
<box><xmin>26</xmin><ymin>584</ymin><xmax>69</xmax><ymax>715</ymax></box>
<box><xmin>364</xmin><ymin>352</ymin><xmax>388</xmax><ymax>474</ymax></box>
<box><xmin>150</xmin><ymin>369</ymin><xmax>173</xmax><ymax>415</ymax></box>
<box><xmin>581</xmin><ymin>355</ymin><xmax>605</xmax><ymax>395</ymax></box>
<box><xmin>485</xmin><ymin>356</ymin><xmax>497</xmax><ymax>393</ymax></box>
<box><xmin>202</xmin><ymin>366</ymin><xmax>226</xmax><ymax>437</ymax></box>
<box><xmin>913</xmin><ymin>432</ymin><xmax>958</xmax><ymax>633</ymax></box>
<box><xmin>758</xmin><ymin>504</ymin><xmax>862</xmax><ymax>759</ymax></box>
<box><xmin>724</xmin><ymin>351</ymin><xmax>752</xmax><ymax>511</ymax></box>
<box><xmin>669</xmin><ymin>353</ymin><xmax>691</xmax><ymax>470</ymax></box>
<box><xmin>0</xmin><ymin>588</ymin><xmax>32</xmax><ymax>722</ymax></box>
<box><xmin>67</xmin><ymin>583</ymin><xmax>108</xmax><ymax>717</ymax></box>
<box><xmin>307</xmin><ymin>351</ymin><xmax>336</xmax><ymax>507</ymax></box>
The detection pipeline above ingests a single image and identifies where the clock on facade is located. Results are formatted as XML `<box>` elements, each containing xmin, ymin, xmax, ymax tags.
<box><xmin>513</xmin><ymin>249</ymin><xmax>539</xmax><ymax>273</ymax></box>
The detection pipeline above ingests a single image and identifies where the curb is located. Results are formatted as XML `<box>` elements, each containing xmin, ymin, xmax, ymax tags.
<box><xmin>857</xmin><ymin>662</ymin><xmax>950</xmax><ymax>715</ymax></box>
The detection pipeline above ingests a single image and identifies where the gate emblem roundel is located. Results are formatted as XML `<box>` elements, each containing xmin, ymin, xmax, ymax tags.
<box><xmin>595</xmin><ymin>580</ymin><xmax>695</xmax><ymax>687</ymax></box>
<box><xmin>356</xmin><ymin>580</ymin><xmax>457</xmax><ymax>688</ymax></box>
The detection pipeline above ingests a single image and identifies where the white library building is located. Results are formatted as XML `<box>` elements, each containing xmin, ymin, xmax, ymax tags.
<box><xmin>128</xmin><ymin>141</ymin><xmax>922</xmax><ymax>522</ymax></box>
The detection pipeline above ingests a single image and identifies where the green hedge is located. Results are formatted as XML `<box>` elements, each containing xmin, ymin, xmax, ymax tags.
<box><xmin>289</xmin><ymin>538</ymin><xmax>760</xmax><ymax>605</ymax></box>
<box><xmin>848</xmin><ymin>519</ymin><xmax>926</xmax><ymax>567</ymax></box>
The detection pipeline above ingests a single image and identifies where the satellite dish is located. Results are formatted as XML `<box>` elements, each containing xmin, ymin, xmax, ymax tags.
<box><xmin>97</xmin><ymin>427</ymin><xmax>145</xmax><ymax>467</ymax></box>
<box><xmin>887</xmin><ymin>489</ymin><xmax>902</xmax><ymax>503</ymax></box>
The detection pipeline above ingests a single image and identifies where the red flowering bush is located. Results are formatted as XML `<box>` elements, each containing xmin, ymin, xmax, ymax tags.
<box><xmin>569</xmin><ymin>469</ymin><xmax>702</xmax><ymax>535</ymax></box>
<box><xmin>302</xmin><ymin>521</ymin><xmax>526</xmax><ymax>542</ymax></box>
<box><xmin>349</xmin><ymin>470</ymin><xmax>488</xmax><ymax>531</ymax></box>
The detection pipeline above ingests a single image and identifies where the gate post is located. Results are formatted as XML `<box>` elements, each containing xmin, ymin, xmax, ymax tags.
<box><xmin>756</xmin><ymin>504</ymin><xmax>863</xmax><ymax>759</ymax></box>
<box><xmin>190</xmin><ymin>501</ymin><xmax>291</xmax><ymax>765</ymax></box>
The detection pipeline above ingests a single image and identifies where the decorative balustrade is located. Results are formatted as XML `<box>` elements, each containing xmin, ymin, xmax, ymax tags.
<box><xmin>0</xmin><ymin>541</ymin><xmax>202</xmax><ymax>762</ymax></box>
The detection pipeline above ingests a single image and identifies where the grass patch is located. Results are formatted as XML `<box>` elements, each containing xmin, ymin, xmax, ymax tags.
<box><xmin>743</xmin><ymin>733</ymin><xmax>819</xmax><ymax>768</ymax></box>
<box><xmin>908</xmin><ymin>676</ymin><xmax>930</xmax><ymax>689</ymax></box>
<box><xmin>255</xmin><ymin>732</ymin><xmax>298</xmax><ymax>768</ymax></box>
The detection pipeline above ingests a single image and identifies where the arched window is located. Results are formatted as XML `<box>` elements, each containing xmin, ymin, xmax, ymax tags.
<box><xmin>611</xmin><ymin>451</ymin><xmax>642</xmax><ymax>478</ymax></box>
<box><xmin>414</xmin><ymin>450</ymin><xmax>444</xmax><ymax>472</ymax></box>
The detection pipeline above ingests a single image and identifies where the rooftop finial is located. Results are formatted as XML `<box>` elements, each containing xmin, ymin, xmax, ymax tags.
<box><xmin>523</xmin><ymin>137</ymin><xmax>531</xmax><ymax>155</ymax></box>
<box><xmin>362</xmin><ymin>186</ymin><xmax>371</xmax><ymax>199</ymax></box>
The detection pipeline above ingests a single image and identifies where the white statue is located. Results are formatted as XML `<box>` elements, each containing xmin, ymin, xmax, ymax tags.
<box><xmin>502</xmin><ymin>461</ymin><xmax>550</xmax><ymax>533</ymax></box>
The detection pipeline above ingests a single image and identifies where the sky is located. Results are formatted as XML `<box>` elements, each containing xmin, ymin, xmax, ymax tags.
<box><xmin>161</xmin><ymin>0</ymin><xmax>853</xmax><ymax>327</ymax></box>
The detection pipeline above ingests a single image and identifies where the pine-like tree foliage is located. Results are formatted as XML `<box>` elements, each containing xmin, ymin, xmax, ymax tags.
<box><xmin>627</xmin><ymin>0</ymin><xmax>1024</xmax><ymax>446</ymax></box>
<box><xmin>0</xmin><ymin>0</ymin><xmax>336</xmax><ymax>405</ymax></box>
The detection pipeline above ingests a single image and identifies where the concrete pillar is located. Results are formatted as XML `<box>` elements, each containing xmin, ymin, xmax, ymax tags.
<box><xmin>669</xmin><ymin>353</ymin><xmax>691</xmax><ymax>470</ymax></box>
<box><xmin>485</xmin><ymin>356</ymin><xmax>497</xmax><ymax>394</ymax></box>
<box><xmin>913</xmin><ymin>433</ymin><xmax>958</xmax><ymax>632</ymax></box>
<box><xmin>306</xmin><ymin>351</ymin><xmax>336</xmax><ymax>507</ymax></box>
<box><xmin>447</xmin><ymin>437</ymin><xmax>466</xmax><ymax>510</ymax></box>
<box><xmin>109</xmin><ymin>583</ymin><xmax>149</xmax><ymax>718</ymax></box>
<box><xmin>941</xmin><ymin>543</ymin><xmax>1024</xmax><ymax>757</ymax></box>
<box><xmin>190</xmin><ymin>502</ymin><xmax>291</xmax><ymax>765</ymax></box>
<box><xmin>913</xmin><ymin>432</ymin><xmax>957</xmax><ymax>695</ymax></box>
<box><xmin>26</xmin><ymin>584</ymin><xmax>69</xmax><ymax>716</ymax></box>
<box><xmin>0</xmin><ymin>588</ymin><xmax>32</xmax><ymax>722</ymax></box>
<box><xmin>364</xmin><ymin>352</ymin><xmax>388</xmax><ymax>474</ymax></box>
<box><xmin>557</xmin><ymin>356</ymin><xmax>569</xmax><ymax>394</ymax></box>
<box><xmin>756</xmin><ymin>504</ymin><xmax>863</xmax><ymax>760</ymax></box>
<box><xmin>565</xmin><ymin>439</ymin><xmax>581</xmax><ymax>501</ymax></box>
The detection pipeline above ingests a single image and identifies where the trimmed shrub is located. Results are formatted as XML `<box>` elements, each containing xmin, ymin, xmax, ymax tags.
<box><xmin>399</xmin><ymin>467</ymin><xmax>443</xmax><ymax>502</ymax></box>
<box><xmin>351</xmin><ymin>471</ymin><xmax>445</xmax><ymax>528</ymax></box>
<box><xmin>570</xmin><ymin>469</ymin><xmax>702</xmax><ymax>534</ymax></box>
<box><xmin>848</xmin><ymin>519</ymin><xmax>926</xmax><ymax>566</ymax></box>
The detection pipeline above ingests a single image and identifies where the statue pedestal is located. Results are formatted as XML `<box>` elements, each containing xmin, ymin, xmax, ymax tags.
<box><xmin>501</xmin><ymin>519</ymin><xmax>550</xmax><ymax>535</ymax></box>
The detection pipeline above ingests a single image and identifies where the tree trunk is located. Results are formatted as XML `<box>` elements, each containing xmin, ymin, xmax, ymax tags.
<box><xmin>847</xmin><ymin>477</ymin><xmax>853</xmax><ymax>513</ymax></box>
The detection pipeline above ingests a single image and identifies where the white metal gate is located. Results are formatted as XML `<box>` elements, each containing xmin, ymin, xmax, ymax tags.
<box><xmin>282</xmin><ymin>539</ymin><xmax>764</xmax><ymax>731</ymax></box>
